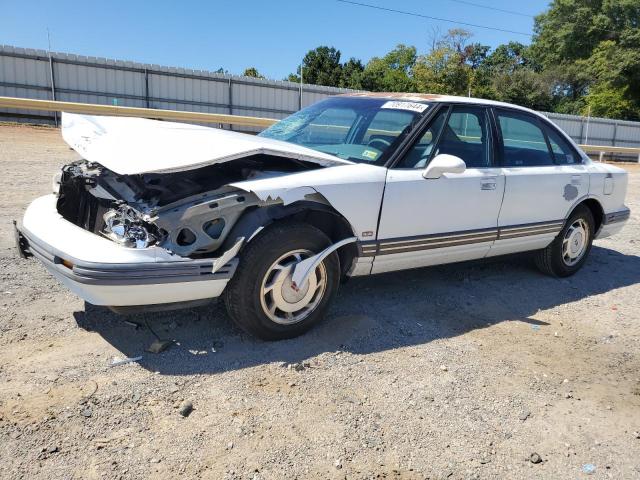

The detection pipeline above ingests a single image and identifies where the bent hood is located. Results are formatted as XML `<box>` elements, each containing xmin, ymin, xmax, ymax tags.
<box><xmin>60</xmin><ymin>112</ymin><xmax>351</xmax><ymax>175</ymax></box>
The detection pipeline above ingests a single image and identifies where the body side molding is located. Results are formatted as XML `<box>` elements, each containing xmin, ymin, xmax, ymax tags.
<box><xmin>360</xmin><ymin>219</ymin><xmax>566</xmax><ymax>257</ymax></box>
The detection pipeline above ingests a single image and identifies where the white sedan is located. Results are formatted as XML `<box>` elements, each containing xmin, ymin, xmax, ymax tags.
<box><xmin>16</xmin><ymin>94</ymin><xmax>630</xmax><ymax>339</ymax></box>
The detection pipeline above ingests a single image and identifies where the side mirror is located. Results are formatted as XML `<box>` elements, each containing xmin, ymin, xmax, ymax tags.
<box><xmin>423</xmin><ymin>154</ymin><xmax>466</xmax><ymax>179</ymax></box>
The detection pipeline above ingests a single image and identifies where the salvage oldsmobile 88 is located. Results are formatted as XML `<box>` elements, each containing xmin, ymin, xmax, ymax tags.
<box><xmin>16</xmin><ymin>94</ymin><xmax>630</xmax><ymax>339</ymax></box>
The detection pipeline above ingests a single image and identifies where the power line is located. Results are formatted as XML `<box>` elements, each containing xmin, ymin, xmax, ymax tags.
<box><xmin>336</xmin><ymin>0</ymin><xmax>533</xmax><ymax>37</ymax></box>
<box><xmin>444</xmin><ymin>0</ymin><xmax>536</xmax><ymax>18</ymax></box>
<box><xmin>449</xmin><ymin>1</ymin><xmax>621</xmax><ymax>35</ymax></box>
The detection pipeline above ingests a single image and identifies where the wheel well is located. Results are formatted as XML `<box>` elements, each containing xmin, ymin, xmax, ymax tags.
<box><xmin>577</xmin><ymin>198</ymin><xmax>604</xmax><ymax>233</ymax></box>
<box><xmin>278</xmin><ymin>206</ymin><xmax>358</xmax><ymax>277</ymax></box>
<box><xmin>225</xmin><ymin>201</ymin><xmax>358</xmax><ymax>276</ymax></box>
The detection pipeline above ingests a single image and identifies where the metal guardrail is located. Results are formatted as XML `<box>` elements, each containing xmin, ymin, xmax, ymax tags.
<box><xmin>579</xmin><ymin>144</ymin><xmax>640</xmax><ymax>163</ymax></box>
<box><xmin>1</xmin><ymin>96</ymin><xmax>639</xmax><ymax>162</ymax></box>
<box><xmin>0</xmin><ymin>96</ymin><xmax>277</xmax><ymax>128</ymax></box>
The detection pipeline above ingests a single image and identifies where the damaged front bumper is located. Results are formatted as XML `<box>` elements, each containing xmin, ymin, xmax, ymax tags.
<box><xmin>17</xmin><ymin>195</ymin><xmax>238</xmax><ymax>308</ymax></box>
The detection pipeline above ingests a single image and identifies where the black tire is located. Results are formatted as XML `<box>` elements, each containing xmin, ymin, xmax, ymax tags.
<box><xmin>535</xmin><ymin>205</ymin><xmax>595</xmax><ymax>277</ymax></box>
<box><xmin>223</xmin><ymin>222</ymin><xmax>340</xmax><ymax>340</ymax></box>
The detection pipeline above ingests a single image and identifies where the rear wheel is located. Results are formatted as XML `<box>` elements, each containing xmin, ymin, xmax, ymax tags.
<box><xmin>223</xmin><ymin>222</ymin><xmax>340</xmax><ymax>340</ymax></box>
<box><xmin>535</xmin><ymin>205</ymin><xmax>594</xmax><ymax>277</ymax></box>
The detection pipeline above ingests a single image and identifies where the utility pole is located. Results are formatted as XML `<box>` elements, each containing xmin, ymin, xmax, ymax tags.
<box><xmin>584</xmin><ymin>105</ymin><xmax>591</xmax><ymax>144</ymax></box>
<box><xmin>299</xmin><ymin>62</ymin><xmax>304</xmax><ymax>111</ymax></box>
<box><xmin>46</xmin><ymin>28</ymin><xmax>58</xmax><ymax>127</ymax></box>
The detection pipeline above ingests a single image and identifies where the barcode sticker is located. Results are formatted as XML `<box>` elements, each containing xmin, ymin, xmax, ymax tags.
<box><xmin>381</xmin><ymin>101</ymin><xmax>429</xmax><ymax>113</ymax></box>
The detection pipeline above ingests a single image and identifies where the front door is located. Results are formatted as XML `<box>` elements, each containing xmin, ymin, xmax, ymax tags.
<box><xmin>372</xmin><ymin>105</ymin><xmax>505</xmax><ymax>274</ymax></box>
<box><xmin>488</xmin><ymin>108</ymin><xmax>589</xmax><ymax>258</ymax></box>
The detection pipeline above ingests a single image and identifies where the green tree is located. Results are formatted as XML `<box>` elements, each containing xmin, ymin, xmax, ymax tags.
<box><xmin>287</xmin><ymin>46</ymin><xmax>343</xmax><ymax>87</ymax></box>
<box><xmin>483</xmin><ymin>41</ymin><xmax>535</xmax><ymax>73</ymax></box>
<box><xmin>491</xmin><ymin>69</ymin><xmax>553</xmax><ymax>111</ymax></box>
<box><xmin>542</xmin><ymin>63</ymin><xmax>590</xmax><ymax>114</ymax></box>
<box><xmin>361</xmin><ymin>44</ymin><xmax>417</xmax><ymax>91</ymax></box>
<box><xmin>584</xmin><ymin>83</ymin><xmax>636</xmax><ymax>118</ymax></box>
<box><xmin>340</xmin><ymin>58</ymin><xmax>365</xmax><ymax>89</ymax></box>
<box><xmin>580</xmin><ymin>39</ymin><xmax>639</xmax><ymax>118</ymax></box>
<box><xmin>464</xmin><ymin>43</ymin><xmax>491</xmax><ymax>69</ymax></box>
<box><xmin>531</xmin><ymin>0</ymin><xmax>640</xmax><ymax>119</ymax></box>
<box><xmin>413</xmin><ymin>30</ymin><xmax>476</xmax><ymax>95</ymax></box>
<box><xmin>532</xmin><ymin>0</ymin><xmax>639</xmax><ymax>67</ymax></box>
<box><xmin>413</xmin><ymin>47</ymin><xmax>470</xmax><ymax>95</ymax></box>
<box><xmin>242</xmin><ymin>67</ymin><xmax>265</xmax><ymax>79</ymax></box>
<box><xmin>283</xmin><ymin>1</ymin><xmax>639</xmax><ymax>120</ymax></box>
<box><xmin>285</xmin><ymin>73</ymin><xmax>301</xmax><ymax>83</ymax></box>
<box><xmin>468</xmin><ymin>40</ymin><xmax>554</xmax><ymax>109</ymax></box>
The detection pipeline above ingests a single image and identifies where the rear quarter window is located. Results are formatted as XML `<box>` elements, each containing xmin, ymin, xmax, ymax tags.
<box><xmin>544</xmin><ymin>124</ymin><xmax>582</xmax><ymax>165</ymax></box>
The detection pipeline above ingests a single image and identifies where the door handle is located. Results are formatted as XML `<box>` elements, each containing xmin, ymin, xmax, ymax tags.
<box><xmin>481</xmin><ymin>176</ymin><xmax>497</xmax><ymax>190</ymax></box>
<box><xmin>571</xmin><ymin>175</ymin><xmax>582</xmax><ymax>185</ymax></box>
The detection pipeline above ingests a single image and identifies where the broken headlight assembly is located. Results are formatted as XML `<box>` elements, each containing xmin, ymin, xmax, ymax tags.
<box><xmin>102</xmin><ymin>205</ymin><xmax>160</xmax><ymax>249</ymax></box>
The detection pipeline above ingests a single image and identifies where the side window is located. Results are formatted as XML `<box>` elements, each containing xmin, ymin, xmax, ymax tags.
<box><xmin>434</xmin><ymin>106</ymin><xmax>491</xmax><ymax>168</ymax></box>
<box><xmin>544</xmin><ymin>124</ymin><xmax>581</xmax><ymax>165</ymax></box>
<box><xmin>362</xmin><ymin>110</ymin><xmax>416</xmax><ymax>148</ymax></box>
<box><xmin>396</xmin><ymin>108</ymin><xmax>447</xmax><ymax>168</ymax></box>
<box><xmin>305</xmin><ymin>108</ymin><xmax>356</xmax><ymax>144</ymax></box>
<box><xmin>497</xmin><ymin>110</ymin><xmax>554</xmax><ymax>166</ymax></box>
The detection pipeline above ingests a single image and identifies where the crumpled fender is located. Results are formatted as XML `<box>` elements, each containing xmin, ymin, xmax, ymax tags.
<box><xmin>229</xmin><ymin>163</ymin><xmax>388</xmax><ymax>240</ymax></box>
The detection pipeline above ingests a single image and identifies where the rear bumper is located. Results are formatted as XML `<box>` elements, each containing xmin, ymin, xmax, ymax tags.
<box><xmin>18</xmin><ymin>195</ymin><xmax>236</xmax><ymax>307</ymax></box>
<box><xmin>596</xmin><ymin>207</ymin><xmax>630</xmax><ymax>239</ymax></box>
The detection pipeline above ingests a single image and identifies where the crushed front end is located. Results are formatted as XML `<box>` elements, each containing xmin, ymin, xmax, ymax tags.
<box><xmin>16</xmin><ymin>150</ymin><xmax>323</xmax><ymax>310</ymax></box>
<box><xmin>17</xmin><ymin>155</ymin><xmax>312</xmax><ymax>309</ymax></box>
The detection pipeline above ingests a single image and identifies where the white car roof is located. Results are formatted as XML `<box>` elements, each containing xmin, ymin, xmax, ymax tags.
<box><xmin>341</xmin><ymin>92</ymin><xmax>590</xmax><ymax>162</ymax></box>
<box><xmin>340</xmin><ymin>92</ymin><xmax>544</xmax><ymax>117</ymax></box>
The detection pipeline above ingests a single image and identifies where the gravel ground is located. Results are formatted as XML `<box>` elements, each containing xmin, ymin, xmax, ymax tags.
<box><xmin>1</xmin><ymin>124</ymin><xmax>639</xmax><ymax>480</ymax></box>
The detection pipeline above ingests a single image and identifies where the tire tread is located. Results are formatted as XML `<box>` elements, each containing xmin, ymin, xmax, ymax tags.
<box><xmin>535</xmin><ymin>205</ymin><xmax>594</xmax><ymax>277</ymax></box>
<box><xmin>223</xmin><ymin>221</ymin><xmax>339</xmax><ymax>340</ymax></box>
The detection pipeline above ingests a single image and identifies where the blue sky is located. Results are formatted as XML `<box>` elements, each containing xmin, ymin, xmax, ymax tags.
<box><xmin>1</xmin><ymin>0</ymin><xmax>550</xmax><ymax>80</ymax></box>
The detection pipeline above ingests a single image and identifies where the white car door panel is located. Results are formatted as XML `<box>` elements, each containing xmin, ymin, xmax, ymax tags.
<box><xmin>371</xmin><ymin>168</ymin><xmax>505</xmax><ymax>274</ymax></box>
<box><xmin>488</xmin><ymin>166</ymin><xmax>589</xmax><ymax>257</ymax></box>
<box><xmin>488</xmin><ymin>110</ymin><xmax>588</xmax><ymax>258</ymax></box>
<box><xmin>371</xmin><ymin>105</ymin><xmax>504</xmax><ymax>274</ymax></box>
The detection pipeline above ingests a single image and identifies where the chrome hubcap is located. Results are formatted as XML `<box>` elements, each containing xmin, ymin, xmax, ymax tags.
<box><xmin>562</xmin><ymin>218</ymin><xmax>589</xmax><ymax>266</ymax></box>
<box><xmin>260</xmin><ymin>249</ymin><xmax>327</xmax><ymax>325</ymax></box>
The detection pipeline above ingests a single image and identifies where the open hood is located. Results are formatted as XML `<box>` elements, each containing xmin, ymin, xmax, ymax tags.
<box><xmin>60</xmin><ymin>112</ymin><xmax>351</xmax><ymax>175</ymax></box>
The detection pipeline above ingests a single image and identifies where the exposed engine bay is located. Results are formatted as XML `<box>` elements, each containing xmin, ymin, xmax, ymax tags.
<box><xmin>55</xmin><ymin>154</ymin><xmax>322</xmax><ymax>257</ymax></box>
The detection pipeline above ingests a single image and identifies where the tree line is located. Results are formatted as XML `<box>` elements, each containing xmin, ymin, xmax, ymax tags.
<box><xmin>243</xmin><ymin>0</ymin><xmax>639</xmax><ymax>121</ymax></box>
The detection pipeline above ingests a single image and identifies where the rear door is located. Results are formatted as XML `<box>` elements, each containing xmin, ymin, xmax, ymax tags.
<box><xmin>489</xmin><ymin>108</ymin><xmax>589</xmax><ymax>257</ymax></box>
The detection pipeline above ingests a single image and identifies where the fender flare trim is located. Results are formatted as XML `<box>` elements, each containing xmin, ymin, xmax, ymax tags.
<box><xmin>290</xmin><ymin>236</ymin><xmax>358</xmax><ymax>290</ymax></box>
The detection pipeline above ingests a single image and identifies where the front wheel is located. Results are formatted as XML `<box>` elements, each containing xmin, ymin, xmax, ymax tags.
<box><xmin>535</xmin><ymin>205</ymin><xmax>595</xmax><ymax>277</ymax></box>
<box><xmin>223</xmin><ymin>222</ymin><xmax>340</xmax><ymax>340</ymax></box>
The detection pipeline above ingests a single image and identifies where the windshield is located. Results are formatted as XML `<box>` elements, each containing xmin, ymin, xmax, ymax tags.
<box><xmin>258</xmin><ymin>97</ymin><xmax>429</xmax><ymax>165</ymax></box>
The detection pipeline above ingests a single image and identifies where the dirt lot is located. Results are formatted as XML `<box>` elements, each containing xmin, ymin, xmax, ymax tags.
<box><xmin>0</xmin><ymin>124</ymin><xmax>639</xmax><ymax>480</ymax></box>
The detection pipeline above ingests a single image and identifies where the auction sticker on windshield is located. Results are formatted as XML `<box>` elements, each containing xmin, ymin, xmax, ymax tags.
<box><xmin>380</xmin><ymin>101</ymin><xmax>429</xmax><ymax>113</ymax></box>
